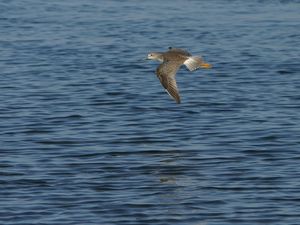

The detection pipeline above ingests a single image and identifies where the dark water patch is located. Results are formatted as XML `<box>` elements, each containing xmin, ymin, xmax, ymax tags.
<box><xmin>90</xmin><ymin>99</ymin><xmax>128</xmax><ymax>106</ymax></box>
<box><xmin>260</xmin><ymin>134</ymin><xmax>279</xmax><ymax>141</ymax></box>
<box><xmin>0</xmin><ymin>171</ymin><xmax>25</xmax><ymax>176</ymax></box>
<box><xmin>106</xmin><ymin>91</ymin><xmax>123</xmax><ymax>96</ymax></box>
<box><xmin>107</xmin><ymin>137</ymin><xmax>172</xmax><ymax>145</ymax></box>
<box><xmin>1</xmin><ymin>179</ymin><xmax>50</xmax><ymax>187</ymax></box>
<box><xmin>277</xmin><ymin>70</ymin><xmax>296</xmax><ymax>74</ymax></box>
<box><xmin>36</xmin><ymin>139</ymin><xmax>84</xmax><ymax>146</ymax></box>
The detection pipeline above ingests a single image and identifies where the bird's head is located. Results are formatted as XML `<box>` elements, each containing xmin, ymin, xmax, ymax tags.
<box><xmin>147</xmin><ymin>52</ymin><xmax>163</xmax><ymax>62</ymax></box>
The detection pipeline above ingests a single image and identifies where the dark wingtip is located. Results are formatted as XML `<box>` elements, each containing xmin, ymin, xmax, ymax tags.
<box><xmin>168</xmin><ymin>47</ymin><xmax>172</xmax><ymax>50</ymax></box>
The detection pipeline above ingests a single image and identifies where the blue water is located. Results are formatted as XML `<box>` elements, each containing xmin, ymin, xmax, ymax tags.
<box><xmin>1</xmin><ymin>0</ymin><xmax>300</xmax><ymax>224</ymax></box>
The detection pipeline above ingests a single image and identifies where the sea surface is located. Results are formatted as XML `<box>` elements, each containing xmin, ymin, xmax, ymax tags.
<box><xmin>1</xmin><ymin>0</ymin><xmax>300</xmax><ymax>224</ymax></box>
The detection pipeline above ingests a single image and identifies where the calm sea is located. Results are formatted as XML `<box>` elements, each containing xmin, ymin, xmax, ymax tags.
<box><xmin>1</xmin><ymin>0</ymin><xmax>300</xmax><ymax>224</ymax></box>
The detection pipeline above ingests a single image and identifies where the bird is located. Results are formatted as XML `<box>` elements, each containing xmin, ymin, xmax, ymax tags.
<box><xmin>147</xmin><ymin>47</ymin><xmax>212</xmax><ymax>104</ymax></box>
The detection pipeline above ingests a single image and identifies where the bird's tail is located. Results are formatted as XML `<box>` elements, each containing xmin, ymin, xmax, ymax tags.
<box><xmin>184</xmin><ymin>56</ymin><xmax>212</xmax><ymax>71</ymax></box>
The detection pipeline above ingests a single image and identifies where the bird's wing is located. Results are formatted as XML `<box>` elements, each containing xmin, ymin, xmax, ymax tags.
<box><xmin>168</xmin><ymin>47</ymin><xmax>191</xmax><ymax>56</ymax></box>
<box><xmin>156</xmin><ymin>61</ymin><xmax>181</xmax><ymax>104</ymax></box>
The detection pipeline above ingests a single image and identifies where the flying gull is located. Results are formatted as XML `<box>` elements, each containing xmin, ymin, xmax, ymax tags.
<box><xmin>147</xmin><ymin>47</ymin><xmax>211</xmax><ymax>104</ymax></box>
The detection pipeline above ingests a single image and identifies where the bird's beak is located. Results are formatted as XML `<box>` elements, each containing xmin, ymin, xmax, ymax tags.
<box><xmin>200</xmin><ymin>62</ymin><xmax>212</xmax><ymax>69</ymax></box>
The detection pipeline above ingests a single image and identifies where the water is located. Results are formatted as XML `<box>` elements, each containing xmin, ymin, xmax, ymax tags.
<box><xmin>1</xmin><ymin>0</ymin><xmax>300</xmax><ymax>224</ymax></box>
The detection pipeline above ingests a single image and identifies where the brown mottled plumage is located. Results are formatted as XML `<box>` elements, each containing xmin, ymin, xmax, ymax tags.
<box><xmin>147</xmin><ymin>47</ymin><xmax>211</xmax><ymax>104</ymax></box>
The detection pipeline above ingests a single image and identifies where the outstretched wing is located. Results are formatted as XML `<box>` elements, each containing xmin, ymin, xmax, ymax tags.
<box><xmin>168</xmin><ymin>47</ymin><xmax>191</xmax><ymax>56</ymax></box>
<box><xmin>156</xmin><ymin>61</ymin><xmax>181</xmax><ymax>104</ymax></box>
